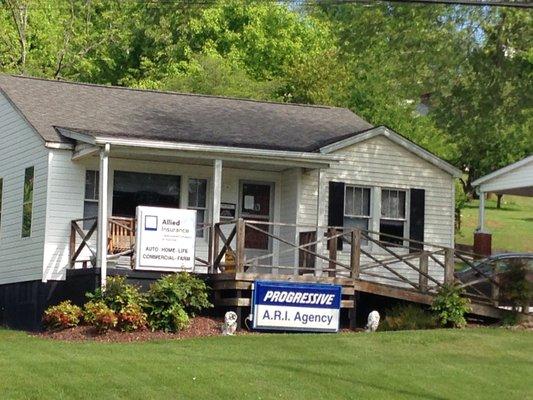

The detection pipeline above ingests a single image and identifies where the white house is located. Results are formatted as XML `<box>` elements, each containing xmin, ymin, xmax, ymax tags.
<box><xmin>0</xmin><ymin>75</ymin><xmax>461</xmax><ymax>329</ymax></box>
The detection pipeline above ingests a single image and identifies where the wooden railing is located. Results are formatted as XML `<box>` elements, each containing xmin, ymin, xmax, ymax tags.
<box><xmin>211</xmin><ymin>219</ymin><xmax>503</xmax><ymax>305</ymax></box>
<box><xmin>70</xmin><ymin>216</ymin><xmax>509</xmax><ymax>307</ymax></box>
<box><xmin>70</xmin><ymin>217</ymin><xmax>214</xmax><ymax>269</ymax></box>
<box><xmin>70</xmin><ymin>217</ymin><xmax>97</xmax><ymax>268</ymax></box>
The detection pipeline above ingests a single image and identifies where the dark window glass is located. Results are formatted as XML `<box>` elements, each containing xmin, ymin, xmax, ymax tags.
<box><xmin>344</xmin><ymin>186</ymin><xmax>371</xmax><ymax>244</ymax></box>
<box><xmin>83</xmin><ymin>170</ymin><xmax>99</xmax><ymax>229</ymax></box>
<box><xmin>380</xmin><ymin>189</ymin><xmax>407</xmax><ymax>245</ymax></box>
<box><xmin>22</xmin><ymin>167</ymin><xmax>34</xmax><ymax>238</ymax></box>
<box><xmin>188</xmin><ymin>178</ymin><xmax>207</xmax><ymax>238</ymax></box>
<box><xmin>112</xmin><ymin>171</ymin><xmax>180</xmax><ymax>218</ymax></box>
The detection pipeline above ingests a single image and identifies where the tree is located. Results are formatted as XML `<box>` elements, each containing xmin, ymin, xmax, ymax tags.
<box><xmin>310</xmin><ymin>2</ymin><xmax>469</xmax><ymax>158</ymax></box>
<box><xmin>433</xmin><ymin>7</ymin><xmax>533</xmax><ymax>195</ymax></box>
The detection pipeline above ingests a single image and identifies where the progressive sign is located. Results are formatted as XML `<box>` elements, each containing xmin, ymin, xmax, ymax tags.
<box><xmin>135</xmin><ymin>206</ymin><xmax>197</xmax><ymax>272</ymax></box>
<box><xmin>252</xmin><ymin>281</ymin><xmax>342</xmax><ymax>332</ymax></box>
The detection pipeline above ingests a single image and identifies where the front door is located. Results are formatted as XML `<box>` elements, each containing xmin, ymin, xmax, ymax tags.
<box><xmin>239</xmin><ymin>182</ymin><xmax>273</xmax><ymax>250</ymax></box>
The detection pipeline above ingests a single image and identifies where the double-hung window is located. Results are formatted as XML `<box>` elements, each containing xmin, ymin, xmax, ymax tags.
<box><xmin>188</xmin><ymin>178</ymin><xmax>207</xmax><ymax>238</ymax></box>
<box><xmin>22</xmin><ymin>167</ymin><xmax>34</xmax><ymax>238</ymax></box>
<box><xmin>380</xmin><ymin>188</ymin><xmax>407</xmax><ymax>245</ymax></box>
<box><xmin>344</xmin><ymin>185</ymin><xmax>371</xmax><ymax>232</ymax></box>
<box><xmin>83</xmin><ymin>170</ymin><xmax>99</xmax><ymax>229</ymax></box>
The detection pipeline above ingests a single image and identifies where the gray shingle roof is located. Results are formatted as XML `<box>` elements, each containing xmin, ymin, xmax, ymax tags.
<box><xmin>0</xmin><ymin>74</ymin><xmax>373</xmax><ymax>152</ymax></box>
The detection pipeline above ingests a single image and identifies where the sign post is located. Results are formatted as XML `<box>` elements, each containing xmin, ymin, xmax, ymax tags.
<box><xmin>252</xmin><ymin>281</ymin><xmax>342</xmax><ymax>332</ymax></box>
<box><xmin>135</xmin><ymin>206</ymin><xmax>197</xmax><ymax>272</ymax></box>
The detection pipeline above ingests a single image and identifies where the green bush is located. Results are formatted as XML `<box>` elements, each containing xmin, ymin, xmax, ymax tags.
<box><xmin>380</xmin><ymin>304</ymin><xmax>438</xmax><ymax>331</ymax></box>
<box><xmin>144</xmin><ymin>273</ymin><xmax>212</xmax><ymax>332</ymax></box>
<box><xmin>431</xmin><ymin>283</ymin><xmax>471</xmax><ymax>328</ymax></box>
<box><xmin>117</xmin><ymin>303</ymin><xmax>148</xmax><ymax>332</ymax></box>
<box><xmin>43</xmin><ymin>301</ymin><xmax>82</xmax><ymax>330</ymax></box>
<box><xmin>86</xmin><ymin>276</ymin><xmax>143</xmax><ymax>312</ymax></box>
<box><xmin>84</xmin><ymin>300</ymin><xmax>117</xmax><ymax>332</ymax></box>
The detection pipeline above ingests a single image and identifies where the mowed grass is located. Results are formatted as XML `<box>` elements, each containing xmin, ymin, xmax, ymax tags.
<box><xmin>0</xmin><ymin>328</ymin><xmax>532</xmax><ymax>400</ymax></box>
<box><xmin>456</xmin><ymin>195</ymin><xmax>533</xmax><ymax>252</ymax></box>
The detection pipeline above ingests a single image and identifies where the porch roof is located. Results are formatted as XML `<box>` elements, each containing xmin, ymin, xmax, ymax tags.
<box><xmin>0</xmin><ymin>74</ymin><xmax>372</xmax><ymax>152</ymax></box>
<box><xmin>472</xmin><ymin>155</ymin><xmax>533</xmax><ymax>196</ymax></box>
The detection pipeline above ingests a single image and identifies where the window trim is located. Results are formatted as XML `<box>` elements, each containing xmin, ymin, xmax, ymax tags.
<box><xmin>187</xmin><ymin>177</ymin><xmax>209</xmax><ymax>239</ymax></box>
<box><xmin>83</xmin><ymin>170</ymin><xmax>99</xmax><ymax>230</ymax></box>
<box><xmin>21</xmin><ymin>166</ymin><xmax>34</xmax><ymax>238</ymax></box>
<box><xmin>343</xmin><ymin>184</ymin><xmax>372</xmax><ymax>219</ymax></box>
<box><xmin>379</xmin><ymin>187</ymin><xmax>410</xmax><ymax>244</ymax></box>
<box><xmin>343</xmin><ymin>184</ymin><xmax>373</xmax><ymax>248</ymax></box>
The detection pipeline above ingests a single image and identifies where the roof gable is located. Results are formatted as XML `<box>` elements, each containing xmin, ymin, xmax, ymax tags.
<box><xmin>319</xmin><ymin>125</ymin><xmax>462</xmax><ymax>177</ymax></box>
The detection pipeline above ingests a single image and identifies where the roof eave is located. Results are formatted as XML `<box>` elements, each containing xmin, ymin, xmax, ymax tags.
<box><xmin>472</xmin><ymin>155</ymin><xmax>533</xmax><ymax>187</ymax></box>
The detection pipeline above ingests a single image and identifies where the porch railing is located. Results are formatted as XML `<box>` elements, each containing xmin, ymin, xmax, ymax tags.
<box><xmin>211</xmin><ymin>218</ymin><xmax>502</xmax><ymax>305</ymax></box>
<box><xmin>69</xmin><ymin>216</ymin><xmax>505</xmax><ymax>306</ymax></box>
<box><xmin>69</xmin><ymin>217</ymin><xmax>213</xmax><ymax>269</ymax></box>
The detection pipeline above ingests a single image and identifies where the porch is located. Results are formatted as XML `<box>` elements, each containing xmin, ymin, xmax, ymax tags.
<box><xmin>69</xmin><ymin>216</ymin><xmax>508</xmax><ymax>320</ymax></box>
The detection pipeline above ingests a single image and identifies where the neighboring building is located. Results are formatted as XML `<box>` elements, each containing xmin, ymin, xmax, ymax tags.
<box><xmin>0</xmin><ymin>75</ymin><xmax>461</xmax><ymax>329</ymax></box>
<box><xmin>471</xmin><ymin>155</ymin><xmax>533</xmax><ymax>255</ymax></box>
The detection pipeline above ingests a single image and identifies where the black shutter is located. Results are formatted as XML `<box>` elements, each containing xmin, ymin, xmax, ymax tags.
<box><xmin>409</xmin><ymin>189</ymin><xmax>425</xmax><ymax>253</ymax></box>
<box><xmin>328</xmin><ymin>182</ymin><xmax>345</xmax><ymax>251</ymax></box>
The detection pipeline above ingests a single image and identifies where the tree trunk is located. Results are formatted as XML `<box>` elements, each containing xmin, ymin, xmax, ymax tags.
<box><xmin>496</xmin><ymin>194</ymin><xmax>503</xmax><ymax>209</ymax></box>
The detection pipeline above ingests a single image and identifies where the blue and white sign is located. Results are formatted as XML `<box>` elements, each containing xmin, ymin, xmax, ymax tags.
<box><xmin>135</xmin><ymin>206</ymin><xmax>197</xmax><ymax>272</ymax></box>
<box><xmin>252</xmin><ymin>281</ymin><xmax>342</xmax><ymax>332</ymax></box>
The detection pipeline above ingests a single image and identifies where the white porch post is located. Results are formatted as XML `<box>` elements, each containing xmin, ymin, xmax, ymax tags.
<box><xmin>315</xmin><ymin>168</ymin><xmax>327</xmax><ymax>276</ymax></box>
<box><xmin>212</xmin><ymin>159</ymin><xmax>222</xmax><ymax>225</ymax></box>
<box><xmin>211</xmin><ymin>159</ymin><xmax>222</xmax><ymax>273</ymax></box>
<box><xmin>97</xmin><ymin>143</ymin><xmax>110</xmax><ymax>288</ymax></box>
<box><xmin>477</xmin><ymin>190</ymin><xmax>486</xmax><ymax>232</ymax></box>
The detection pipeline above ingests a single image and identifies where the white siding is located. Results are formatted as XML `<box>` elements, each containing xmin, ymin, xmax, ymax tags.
<box><xmin>299</xmin><ymin>135</ymin><xmax>455</xmax><ymax>285</ymax></box>
<box><xmin>43</xmin><ymin>149</ymin><xmax>86</xmax><ymax>281</ymax></box>
<box><xmin>0</xmin><ymin>93</ymin><xmax>48</xmax><ymax>284</ymax></box>
<box><xmin>278</xmin><ymin>168</ymin><xmax>300</xmax><ymax>270</ymax></box>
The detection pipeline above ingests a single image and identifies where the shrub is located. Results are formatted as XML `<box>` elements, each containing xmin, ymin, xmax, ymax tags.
<box><xmin>84</xmin><ymin>300</ymin><xmax>117</xmax><ymax>332</ymax></box>
<box><xmin>43</xmin><ymin>301</ymin><xmax>82</xmax><ymax>330</ymax></box>
<box><xmin>86</xmin><ymin>276</ymin><xmax>144</xmax><ymax>312</ymax></box>
<box><xmin>144</xmin><ymin>273</ymin><xmax>211</xmax><ymax>332</ymax></box>
<box><xmin>380</xmin><ymin>304</ymin><xmax>438</xmax><ymax>331</ymax></box>
<box><xmin>431</xmin><ymin>283</ymin><xmax>470</xmax><ymax>328</ymax></box>
<box><xmin>117</xmin><ymin>303</ymin><xmax>148</xmax><ymax>332</ymax></box>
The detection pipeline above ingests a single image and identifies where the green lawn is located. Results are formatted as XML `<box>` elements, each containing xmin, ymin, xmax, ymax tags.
<box><xmin>0</xmin><ymin>328</ymin><xmax>532</xmax><ymax>399</ymax></box>
<box><xmin>456</xmin><ymin>195</ymin><xmax>533</xmax><ymax>252</ymax></box>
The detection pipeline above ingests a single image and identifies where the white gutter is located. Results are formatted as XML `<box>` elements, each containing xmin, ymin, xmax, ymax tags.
<box><xmin>56</xmin><ymin>127</ymin><xmax>342</xmax><ymax>165</ymax></box>
<box><xmin>93</xmin><ymin>136</ymin><xmax>343</xmax><ymax>164</ymax></box>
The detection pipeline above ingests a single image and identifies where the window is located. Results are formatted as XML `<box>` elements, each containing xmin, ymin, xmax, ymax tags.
<box><xmin>0</xmin><ymin>178</ymin><xmax>3</xmax><ymax>233</ymax></box>
<box><xmin>188</xmin><ymin>178</ymin><xmax>207</xmax><ymax>238</ymax></box>
<box><xmin>344</xmin><ymin>185</ymin><xmax>371</xmax><ymax>231</ymax></box>
<box><xmin>380</xmin><ymin>189</ymin><xmax>407</xmax><ymax>245</ymax></box>
<box><xmin>112</xmin><ymin>171</ymin><xmax>181</xmax><ymax>218</ymax></box>
<box><xmin>83</xmin><ymin>170</ymin><xmax>99</xmax><ymax>229</ymax></box>
<box><xmin>21</xmin><ymin>167</ymin><xmax>34</xmax><ymax>238</ymax></box>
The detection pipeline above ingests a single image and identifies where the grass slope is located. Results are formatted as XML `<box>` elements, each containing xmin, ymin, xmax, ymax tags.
<box><xmin>0</xmin><ymin>328</ymin><xmax>532</xmax><ymax>399</ymax></box>
<box><xmin>456</xmin><ymin>195</ymin><xmax>533</xmax><ymax>252</ymax></box>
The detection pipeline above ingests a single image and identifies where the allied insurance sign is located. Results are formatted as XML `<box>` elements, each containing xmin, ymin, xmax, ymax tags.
<box><xmin>252</xmin><ymin>281</ymin><xmax>342</xmax><ymax>332</ymax></box>
<box><xmin>135</xmin><ymin>206</ymin><xmax>197</xmax><ymax>272</ymax></box>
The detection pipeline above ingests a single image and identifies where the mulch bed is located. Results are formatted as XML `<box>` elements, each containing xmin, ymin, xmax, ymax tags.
<box><xmin>36</xmin><ymin>317</ymin><xmax>232</xmax><ymax>342</ymax></box>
